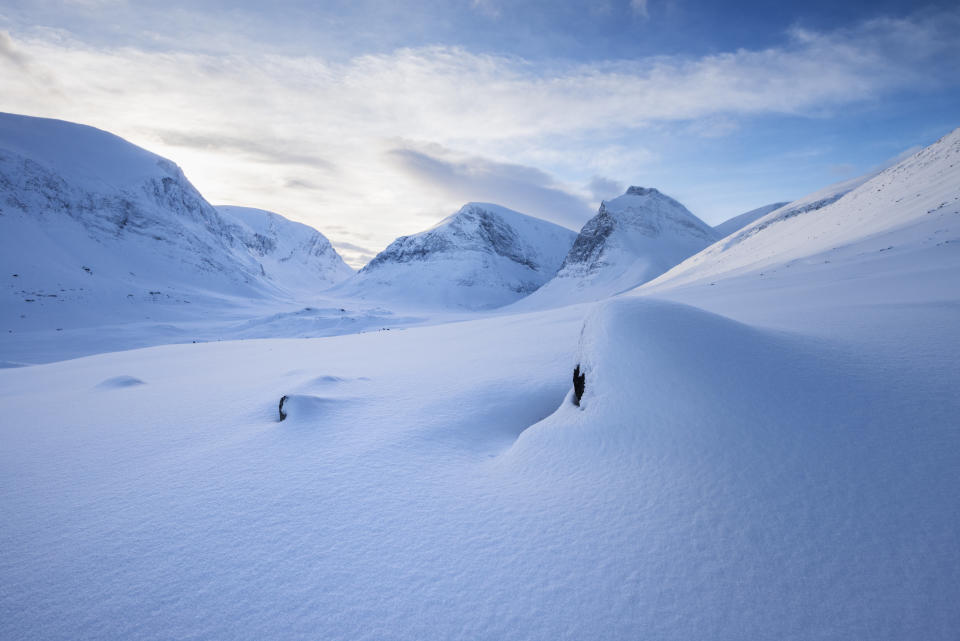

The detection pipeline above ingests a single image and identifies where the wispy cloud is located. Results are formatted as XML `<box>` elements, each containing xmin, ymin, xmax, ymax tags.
<box><xmin>1</xmin><ymin>9</ymin><xmax>957</xmax><ymax>263</ymax></box>
<box><xmin>630</xmin><ymin>0</ymin><xmax>649</xmax><ymax>19</ymax></box>
<box><xmin>0</xmin><ymin>31</ymin><xmax>29</xmax><ymax>68</ymax></box>
<box><xmin>387</xmin><ymin>144</ymin><xmax>594</xmax><ymax>229</ymax></box>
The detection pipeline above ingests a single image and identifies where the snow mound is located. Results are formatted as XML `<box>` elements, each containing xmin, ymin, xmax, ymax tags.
<box><xmin>514</xmin><ymin>186</ymin><xmax>718</xmax><ymax>308</ymax></box>
<box><xmin>95</xmin><ymin>375</ymin><xmax>146</xmax><ymax>389</ymax></box>
<box><xmin>336</xmin><ymin>202</ymin><xmax>577</xmax><ymax>309</ymax></box>
<box><xmin>504</xmin><ymin>296</ymin><xmax>959</xmax><ymax>638</ymax></box>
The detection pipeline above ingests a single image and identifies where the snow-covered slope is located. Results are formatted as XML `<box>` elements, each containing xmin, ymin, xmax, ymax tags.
<box><xmin>644</xmin><ymin>127</ymin><xmax>960</xmax><ymax>300</ymax></box>
<box><xmin>2</xmin><ymin>125</ymin><xmax>959</xmax><ymax>640</ymax></box>
<box><xmin>0</xmin><ymin>113</ymin><xmax>350</xmax><ymax>333</ymax></box>
<box><xmin>713</xmin><ymin>201</ymin><xmax>789</xmax><ymax>238</ymax></box>
<box><xmin>336</xmin><ymin>202</ymin><xmax>577</xmax><ymax>309</ymax></box>
<box><xmin>514</xmin><ymin>186</ymin><xmax>718</xmax><ymax>308</ymax></box>
<box><xmin>216</xmin><ymin>205</ymin><xmax>353</xmax><ymax>292</ymax></box>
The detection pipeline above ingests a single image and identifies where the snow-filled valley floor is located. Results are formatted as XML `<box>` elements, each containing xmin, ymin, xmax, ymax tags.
<box><xmin>2</xmin><ymin>119</ymin><xmax>959</xmax><ymax>640</ymax></box>
<box><xmin>2</xmin><ymin>264</ymin><xmax>959</xmax><ymax>639</ymax></box>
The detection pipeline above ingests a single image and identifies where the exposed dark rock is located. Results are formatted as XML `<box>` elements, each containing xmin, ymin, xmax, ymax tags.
<box><xmin>278</xmin><ymin>394</ymin><xmax>289</xmax><ymax>421</ymax></box>
<box><xmin>572</xmin><ymin>364</ymin><xmax>585</xmax><ymax>406</ymax></box>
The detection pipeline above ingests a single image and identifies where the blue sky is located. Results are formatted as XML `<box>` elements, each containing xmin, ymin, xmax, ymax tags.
<box><xmin>1</xmin><ymin>0</ymin><xmax>958</xmax><ymax>265</ymax></box>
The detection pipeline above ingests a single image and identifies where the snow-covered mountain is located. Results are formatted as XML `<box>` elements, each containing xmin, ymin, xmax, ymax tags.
<box><xmin>644</xmin><ymin>127</ymin><xmax>960</xmax><ymax>299</ymax></box>
<box><xmin>4</xmin><ymin>128</ymin><xmax>958</xmax><ymax>640</ymax></box>
<box><xmin>0</xmin><ymin>113</ymin><xmax>350</xmax><ymax>331</ymax></box>
<box><xmin>713</xmin><ymin>201</ymin><xmax>789</xmax><ymax>238</ymax></box>
<box><xmin>514</xmin><ymin>186</ymin><xmax>718</xmax><ymax>308</ymax></box>
<box><xmin>217</xmin><ymin>206</ymin><xmax>354</xmax><ymax>292</ymax></box>
<box><xmin>336</xmin><ymin>202</ymin><xmax>577</xmax><ymax>309</ymax></box>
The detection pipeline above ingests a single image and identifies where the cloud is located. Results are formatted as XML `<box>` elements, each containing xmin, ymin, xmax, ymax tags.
<box><xmin>387</xmin><ymin>145</ymin><xmax>593</xmax><ymax>229</ymax></box>
<box><xmin>0</xmin><ymin>31</ymin><xmax>29</xmax><ymax>68</ymax></box>
<box><xmin>0</xmin><ymin>9</ymin><xmax>957</xmax><ymax>256</ymax></box>
<box><xmin>284</xmin><ymin>177</ymin><xmax>323</xmax><ymax>190</ymax></box>
<box><xmin>331</xmin><ymin>241</ymin><xmax>377</xmax><ymax>268</ymax></box>
<box><xmin>155</xmin><ymin>130</ymin><xmax>337</xmax><ymax>169</ymax></box>
<box><xmin>630</xmin><ymin>0</ymin><xmax>649</xmax><ymax>19</ymax></box>
<box><xmin>470</xmin><ymin>0</ymin><xmax>501</xmax><ymax>19</ymax></box>
<box><xmin>587</xmin><ymin>176</ymin><xmax>624</xmax><ymax>202</ymax></box>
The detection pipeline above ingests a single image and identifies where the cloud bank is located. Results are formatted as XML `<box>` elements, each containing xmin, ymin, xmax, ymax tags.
<box><xmin>0</xmin><ymin>9</ymin><xmax>957</xmax><ymax>265</ymax></box>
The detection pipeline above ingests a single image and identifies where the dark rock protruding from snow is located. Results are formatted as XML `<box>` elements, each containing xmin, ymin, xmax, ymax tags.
<box><xmin>572</xmin><ymin>364</ymin><xmax>585</xmax><ymax>406</ymax></box>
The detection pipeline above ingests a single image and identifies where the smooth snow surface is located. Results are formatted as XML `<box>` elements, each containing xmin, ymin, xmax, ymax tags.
<box><xmin>337</xmin><ymin>202</ymin><xmax>577</xmax><ymax>309</ymax></box>
<box><xmin>2</xmin><ymin>118</ymin><xmax>960</xmax><ymax>640</ymax></box>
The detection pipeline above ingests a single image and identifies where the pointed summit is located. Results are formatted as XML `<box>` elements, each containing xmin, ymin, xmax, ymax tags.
<box><xmin>510</xmin><ymin>187</ymin><xmax>718</xmax><ymax>309</ymax></box>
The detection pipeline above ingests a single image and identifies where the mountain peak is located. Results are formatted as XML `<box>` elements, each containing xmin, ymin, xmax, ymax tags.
<box><xmin>344</xmin><ymin>203</ymin><xmax>576</xmax><ymax>309</ymax></box>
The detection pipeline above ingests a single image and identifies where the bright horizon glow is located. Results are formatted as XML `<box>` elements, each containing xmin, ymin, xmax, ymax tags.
<box><xmin>1</xmin><ymin>1</ymin><xmax>958</xmax><ymax>267</ymax></box>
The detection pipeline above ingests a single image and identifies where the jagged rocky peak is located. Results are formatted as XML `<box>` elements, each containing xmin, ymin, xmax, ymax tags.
<box><xmin>562</xmin><ymin>186</ymin><xmax>717</xmax><ymax>275</ymax></box>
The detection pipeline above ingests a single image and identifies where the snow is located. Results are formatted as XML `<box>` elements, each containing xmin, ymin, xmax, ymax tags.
<box><xmin>712</xmin><ymin>200</ymin><xmax>789</xmax><ymax>238</ymax></box>
<box><xmin>1</xmin><ymin>116</ymin><xmax>959</xmax><ymax>640</ymax></box>
<box><xmin>216</xmin><ymin>205</ymin><xmax>354</xmax><ymax>292</ymax></box>
<box><xmin>515</xmin><ymin>186</ymin><xmax>718</xmax><ymax>308</ymax></box>
<box><xmin>0</xmin><ymin>113</ymin><xmax>354</xmax><ymax>363</ymax></box>
<box><xmin>336</xmin><ymin>202</ymin><xmax>577</xmax><ymax>310</ymax></box>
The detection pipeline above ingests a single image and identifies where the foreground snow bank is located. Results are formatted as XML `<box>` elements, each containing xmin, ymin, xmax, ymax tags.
<box><xmin>506</xmin><ymin>297</ymin><xmax>960</xmax><ymax>639</ymax></box>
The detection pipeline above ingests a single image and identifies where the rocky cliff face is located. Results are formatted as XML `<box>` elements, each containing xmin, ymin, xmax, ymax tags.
<box><xmin>510</xmin><ymin>187</ymin><xmax>718</xmax><ymax>309</ymax></box>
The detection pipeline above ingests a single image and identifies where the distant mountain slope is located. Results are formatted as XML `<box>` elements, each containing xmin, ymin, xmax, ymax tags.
<box><xmin>713</xmin><ymin>202</ymin><xmax>789</xmax><ymax>238</ymax></box>
<box><xmin>644</xmin><ymin>127</ymin><xmax>960</xmax><ymax>297</ymax></box>
<box><xmin>217</xmin><ymin>206</ymin><xmax>353</xmax><ymax>292</ymax></box>
<box><xmin>0</xmin><ymin>113</ymin><xmax>350</xmax><ymax>331</ymax></box>
<box><xmin>514</xmin><ymin>186</ymin><xmax>718</xmax><ymax>308</ymax></box>
<box><xmin>336</xmin><ymin>202</ymin><xmax>577</xmax><ymax>309</ymax></box>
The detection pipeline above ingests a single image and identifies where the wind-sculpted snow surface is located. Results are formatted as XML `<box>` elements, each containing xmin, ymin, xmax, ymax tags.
<box><xmin>514</xmin><ymin>186</ymin><xmax>718</xmax><ymax>308</ymax></box>
<box><xmin>507</xmin><ymin>297</ymin><xmax>960</xmax><ymax>639</ymax></box>
<box><xmin>339</xmin><ymin>202</ymin><xmax>577</xmax><ymax>309</ymax></box>
<box><xmin>2</xmin><ymin>288</ymin><xmax>957</xmax><ymax>640</ymax></box>
<box><xmin>2</xmin><ymin>117</ymin><xmax>959</xmax><ymax>640</ymax></box>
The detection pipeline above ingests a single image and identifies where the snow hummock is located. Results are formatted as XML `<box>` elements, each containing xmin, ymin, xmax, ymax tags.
<box><xmin>335</xmin><ymin>202</ymin><xmax>577</xmax><ymax>309</ymax></box>
<box><xmin>514</xmin><ymin>186</ymin><xmax>718</xmax><ymax>308</ymax></box>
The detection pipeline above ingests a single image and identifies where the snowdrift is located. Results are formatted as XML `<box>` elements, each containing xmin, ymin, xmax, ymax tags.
<box><xmin>506</xmin><ymin>296</ymin><xmax>960</xmax><ymax>639</ymax></box>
